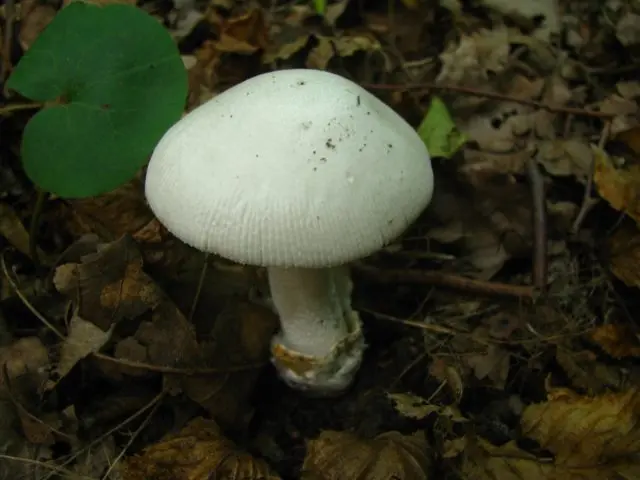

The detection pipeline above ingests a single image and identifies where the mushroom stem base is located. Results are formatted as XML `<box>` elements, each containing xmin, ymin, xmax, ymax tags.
<box><xmin>270</xmin><ymin>310</ymin><xmax>365</xmax><ymax>395</ymax></box>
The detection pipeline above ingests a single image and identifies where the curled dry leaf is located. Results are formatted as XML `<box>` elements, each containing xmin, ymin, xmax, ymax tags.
<box><xmin>301</xmin><ymin>430</ymin><xmax>431</xmax><ymax>479</ymax></box>
<box><xmin>122</xmin><ymin>417</ymin><xmax>280</xmax><ymax>480</ymax></box>
<box><xmin>521</xmin><ymin>387</ymin><xmax>640</xmax><ymax>471</ymax></box>
<box><xmin>590</xmin><ymin>324</ymin><xmax>640</xmax><ymax>358</ymax></box>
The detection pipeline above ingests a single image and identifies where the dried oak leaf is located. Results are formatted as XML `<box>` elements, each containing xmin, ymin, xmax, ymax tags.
<box><xmin>122</xmin><ymin>417</ymin><xmax>280</xmax><ymax>480</ymax></box>
<box><xmin>590</xmin><ymin>324</ymin><xmax>640</xmax><ymax>358</ymax></box>
<box><xmin>521</xmin><ymin>387</ymin><xmax>640</xmax><ymax>470</ymax></box>
<box><xmin>301</xmin><ymin>430</ymin><xmax>431</xmax><ymax>479</ymax></box>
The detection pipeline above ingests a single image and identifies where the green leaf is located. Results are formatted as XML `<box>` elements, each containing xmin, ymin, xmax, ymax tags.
<box><xmin>7</xmin><ymin>2</ymin><xmax>188</xmax><ymax>198</ymax></box>
<box><xmin>313</xmin><ymin>0</ymin><xmax>326</xmax><ymax>15</ymax></box>
<box><xmin>417</xmin><ymin>96</ymin><xmax>467</xmax><ymax>159</ymax></box>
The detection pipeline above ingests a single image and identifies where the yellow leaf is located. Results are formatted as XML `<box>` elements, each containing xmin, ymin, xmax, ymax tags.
<box><xmin>593</xmin><ymin>146</ymin><xmax>640</xmax><ymax>224</ymax></box>
<box><xmin>521</xmin><ymin>388</ymin><xmax>640</xmax><ymax>467</ymax></box>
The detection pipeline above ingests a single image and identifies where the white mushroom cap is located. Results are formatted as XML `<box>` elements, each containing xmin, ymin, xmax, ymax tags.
<box><xmin>145</xmin><ymin>69</ymin><xmax>433</xmax><ymax>267</ymax></box>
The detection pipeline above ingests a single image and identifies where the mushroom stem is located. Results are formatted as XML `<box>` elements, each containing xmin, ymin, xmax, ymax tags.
<box><xmin>267</xmin><ymin>266</ymin><xmax>353</xmax><ymax>357</ymax></box>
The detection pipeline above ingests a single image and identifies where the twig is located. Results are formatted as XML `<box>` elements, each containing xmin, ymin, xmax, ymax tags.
<box><xmin>2</xmin><ymin>0</ymin><xmax>15</xmax><ymax>80</ymax></box>
<box><xmin>362</xmin><ymin>82</ymin><xmax>614</xmax><ymax>119</ymax></box>
<box><xmin>42</xmin><ymin>391</ymin><xmax>166</xmax><ymax>480</ymax></box>
<box><xmin>571</xmin><ymin>120</ymin><xmax>611</xmax><ymax>234</ymax></box>
<box><xmin>100</xmin><ymin>391</ymin><xmax>163</xmax><ymax>480</ymax></box>
<box><xmin>29</xmin><ymin>188</ymin><xmax>49</xmax><ymax>268</ymax></box>
<box><xmin>526</xmin><ymin>155</ymin><xmax>547</xmax><ymax>291</ymax></box>
<box><xmin>0</xmin><ymin>454</ymin><xmax>93</xmax><ymax>480</ymax></box>
<box><xmin>1</xmin><ymin>251</ymin><xmax>66</xmax><ymax>340</ymax></box>
<box><xmin>92</xmin><ymin>351</ymin><xmax>265</xmax><ymax>375</ymax></box>
<box><xmin>2</xmin><ymin>364</ymin><xmax>73</xmax><ymax>442</ymax></box>
<box><xmin>0</xmin><ymin>102</ymin><xmax>43</xmax><ymax>115</ymax></box>
<box><xmin>189</xmin><ymin>252</ymin><xmax>209</xmax><ymax>322</ymax></box>
<box><xmin>354</xmin><ymin>263</ymin><xmax>535</xmax><ymax>300</ymax></box>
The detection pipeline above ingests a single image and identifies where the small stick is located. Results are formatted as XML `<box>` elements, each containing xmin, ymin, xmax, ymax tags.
<box><xmin>362</xmin><ymin>82</ymin><xmax>614</xmax><ymax>119</ymax></box>
<box><xmin>354</xmin><ymin>264</ymin><xmax>535</xmax><ymax>300</ymax></box>
<box><xmin>571</xmin><ymin>120</ymin><xmax>611</xmax><ymax>234</ymax></box>
<box><xmin>526</xmin><ymin>155</ymin><xmax>547</xmax><ymax>292</ymax></box>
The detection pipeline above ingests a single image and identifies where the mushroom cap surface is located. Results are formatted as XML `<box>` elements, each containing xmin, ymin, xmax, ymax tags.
<box><xmin>145</xmin><ymin>69</ymin><xmax>433</xmax><ymax>267</ymax></box>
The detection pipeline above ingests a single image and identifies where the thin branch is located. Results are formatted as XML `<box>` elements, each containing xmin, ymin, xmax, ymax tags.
<box><xmin>362</xmin><ymin>82</ymin><xmax>614</xmax><ymax>119</ymax></box>
<box><xmin>572</xmin><ymin>120</ymin><xmax>611</xmax><ymax>234</ymax></box>
<box><xmin>526</xmin><ymin>154</ymin><xmax>547</xmax><ymax>291</ymax></box>
<box><xmin>354</xmin><ymin>263</ymin><xmax>535</xmax><ymax>300</ymax></box>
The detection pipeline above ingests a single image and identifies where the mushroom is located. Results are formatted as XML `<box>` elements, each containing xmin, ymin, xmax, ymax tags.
<box><xmin>145</xmin><ymin>69</ymin><xmax>433</xmax><ymax>395</ymax></box>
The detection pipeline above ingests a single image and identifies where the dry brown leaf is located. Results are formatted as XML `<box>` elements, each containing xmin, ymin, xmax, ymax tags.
<box><xmin>47</xmin><ymin>313</ymin><xmax>112</xmax><ymax>389</ymax></box>
<box><xmin>428</xmin><ymin>358</ymin><xmax>465</xmax><ymax>402</ymax></box>
<box><xmin>597</xmin><ymin>93</ymin><xmax>639</xmax><ymax>135</ymax></box>
<box><xmin>521</xmin><ymin>388</ymin><xmax>640</xmax><ymax>468</ymax></box>
<box><xmin>0</xmin><ymin>202</ymin><xmax>46</xmax><ymax>262</ymax></box>
<box><xmin>609</xmin><ymin>222</ymin><xmax>640</xmax><ymax>288</ymax></box>
<box><xmin>437</xmin><ymin>27</ymin><xmax>510</xmax><ymax>87</ymax></box>
<box><xmin>307</xmin><ymin>34</ymin><xmax>381</xmax><ymax>70</ymax></box>
<box><xmin>180</xmin><ymin>302</ymin><xmax>277</xmax><ymax>430</ymax></box>
<box><xmin>462</xmin><ymin>437</ymin><xmax>640</xmax><ymax>479</ymax></box>
<box><xmin>53</xmin><ymin>236</ymin><xmax>162</xmax><ymax>331</ymax></box>
<box><xmin>465</xmin><ymin>343</ymin><xmax>510</xmax><ymax>389</ymax></box>
<box><xmin>388</xmin><ymin>393</ymin><xmax>437</xmax><ymax>419</ymax></box>
<box><xmin>555</xmin><ymin>347</ymin><xmax>637</xmax><ymax>394</ymax></box>
<box><xmin>590</xmin><ymin>324</ymin><xmax>640</xmax><ymax>358</ymax></box>
<box><xmin>301</xmin><ymin>430</ymin><xmax>431</xmax><ymax>479</ymax></box>
<box><xmin>594</xmin><ymin>147</ymin><xmax>640</xmax><ymax>223</ymax></box>
<box><xmin>66</xmin><ymin>177</ymin><xmax>159</xmax><ymax>242</ymax></box>
<box><xmin>616</xmin><ymin>125</ymin><xmax>640</xmax><ymax>155</ymax></box>
<box><xmin>0</xmin><ymin>336</ymin><xmax>49</xmax><ymax>389</ymax></box>
<box><xmin>122</xmin><ymin>417</ymin><xmax>280</xmax><ymax>480</ymax></box>
<box><xmin>18</xmin><ymin>2</ymin><xmax>56</xmax><ymax>50</ymax></box>
<box><xmin>443</xmin><ymin>436</ymin><xmax>467</xmax><ymax>459</ymax></box>
<box><xmin>537</xmin><ymin>138</ymin><xmax>593</xmax><ymax>181</ymax></box>
<box><xmin>616</xmin><ymin>12</ymin><xmax>640</xmax><ymax>47</ymax></box>
<box><xmin>389</xmin><ymin>393</ymin><xmax>467</xmax><ymax>424</ymax></box>
<box><xmin>216</xmin><ymin>8</ymin><xmax>269</xmax><ymax>54</ymax></box>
